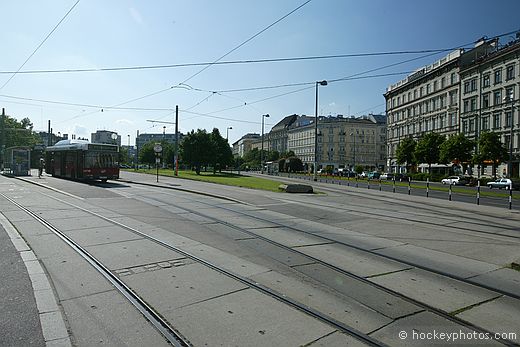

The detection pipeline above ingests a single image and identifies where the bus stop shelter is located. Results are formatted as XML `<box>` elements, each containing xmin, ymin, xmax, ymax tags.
<box><xmin>4</xmin><ymin>146</ymin><xmax>31</xmax><ymax>176</ymax></box>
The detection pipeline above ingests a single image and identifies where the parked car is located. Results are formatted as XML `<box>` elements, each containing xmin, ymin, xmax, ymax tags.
<box><xmin>380</xmin><ymin>173</ymin><xmax>393</xmax><ymax>180</ymax></box>
<box><xmin>487</xmin><ymin>178</ymin><xmax>514</xmax><ymax>189</ymax></box>
<box><xmin>441</xmin><ymin>176</ymin><xmax>467</xmax><ymax>185</ymax></box>
<box><xmin>367</xmin><ymin>171</ymin><xmax>380</xmax><ymax>179</ymax></box>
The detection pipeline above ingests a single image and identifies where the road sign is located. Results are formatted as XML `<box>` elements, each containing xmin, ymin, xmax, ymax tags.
<box><xmin>153</xmin><ymin>144</ymin><xmax>162</xmax><ymax>153</ymax></box>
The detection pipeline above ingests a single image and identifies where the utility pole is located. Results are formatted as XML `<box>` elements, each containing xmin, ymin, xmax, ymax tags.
<box><xmin>175</xmin><ymin>105</ymin><xmax>179</xmax><ymax>176</ymax></box>
<box><xmin>0</xmin><ymin>108</ymin><xmax>5</xmax><ymax>170</ymax></box>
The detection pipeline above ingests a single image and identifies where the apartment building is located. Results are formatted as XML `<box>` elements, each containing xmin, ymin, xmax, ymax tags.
<box><xmin>385</xmin><ymin>50</ymin><xmax>462</xmax><ymax>173</ymax></box>
<box><xmin>287</xmin><ymin>114</ymin><xmax>386</xmax><ymax>171</ymax></box>
<box><xmin>459</xmin><ymin>38</ymin><xmax>520</xmax><ymax>177</ymax></box>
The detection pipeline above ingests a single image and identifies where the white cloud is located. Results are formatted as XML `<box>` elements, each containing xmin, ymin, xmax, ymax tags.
<box><xmin>115</xmin><ymin>119</ymin><xmax>135</xmax><ymax>126</ymax></box>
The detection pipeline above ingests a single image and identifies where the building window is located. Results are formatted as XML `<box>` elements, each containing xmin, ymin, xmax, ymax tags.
<box><xmin>440</xmin><ymin>116</ymin><xmax>444</xmax><ymax>129</ymax></box>
<box><xmin>463</xmin><ymin>99</ymin><xmax>469</xmax><ymax>113</ymax></box>
<box><xmin>432</xmin><ymin>98</ymin><xmax>437</xmax><ymax>110</ymax></box>
<box><xmin>493</xmin><ymin>113</ymin><xmax>501</xmax><ymax>129</ymax></box>
<box><xmin>427</xmin><ymin>84</ymin><xmax>431</xmax><ymax>94</ymax></box>
<box><xmin>483</xmin><ymin>74</ymin><xmax>490</xmax><ymax>88</ymax></box>
<box><xmin>506</xmin><ymin>111</ymin><xmax>512</xmax><ymax>128</ymax></box>
<box><xmin>413</xmin><ymin>89</ymin><xmax>417</xmax><ymax>100</ymax></box>
<box><xmin>482</xmin><ymin>116</ymin><xmax>489</xmax><ymax>131</ymax></box>
<box><xmin>449</xmin><ymin>91</ymin><xmax>457</xmax><ymax>106</ymax></box>
<box><xmin>506</xmin><ymin>65</ymin><xmax>515</xmax><ymax>80</ymax></box>
<box><xmin>420</xmin><ymin>87</ymin><xmax>424</xmax><ymax>97</ymax></box>
<box><xmin>506</xmin><ymin>86</ymin><xmax>515</xmax><ymax>101</ymax></box>
<box><xmin>451</xmin><ymin>73</ymin><xmax>456</xmax><ymax>85</ymax></box>
<box><xmin>470</xmin><ymin>78</ymin><xmax>477</xmax><ymax>92</ymax></box>
<box><xmin>462</xmin><ymin>120</ymin><xmax>468</xmax><ymax>133</ymax></box>
<box><xmin>470</xmin><ymin>97</ymin><xmax>477</xmax><ymax>111</ymax></box>
<box><xmin>450</xmin><ymin>113</ymin><xmax>456</xmax><ymax>127</ymax></box>
<box><xmin>441</xmin><ymin>77</ymin><xmax>446</xmax><ymax>89</ymax></box>
<box><xmin>482</xmin><ymin>93</ymin><xmax>490</xmax><ymax>108</ymax></box>
<box><xmin>469</xmin><ymin>119</ymin><xmax>475</xmax><ymax>132</ymax></box>
<box><xmin>433</xmin><ymin>80</ymin><xmax>438</xmax><ymax>92</ymax></box>
<box><xmin>494</xmin><ymin>90</ymin><xmax>502</xmax><ymax>106</ymax></box>
<box><xmin>464</xmin><ymin>81</ymin><xmax>470</xmax><ymax>94</ymax></box>
<box><xmin>494</xmin><ymin>69</ymin><xmax>502</xmax><ymax>84</ymax></box>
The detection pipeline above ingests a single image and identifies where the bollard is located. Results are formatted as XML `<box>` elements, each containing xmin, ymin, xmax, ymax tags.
<box><xmin>509</xmin><ymin>183</ymin><xmax>513</xmax><ymax>210</ymax></box>
<box><xmin>449</xmin><ymin>183</ymin><xmax>452</xmax><ymax>201</ymax></box>
<box><xmin>367</xmin><ymin>178</ymin><xmax>370</xmax><ymax>190</ymax></box>
<box><xmin>477</xmin><ymin>180</ymin><xmax>480</xmax><ymax>205</ymax></box>
<box><xmin>408</xmin><ymin>177</ymin><xmax>411</xmax><ymax>195</ymax></box>
<box><xmin>426</xmin><ymin>178</ymin><xmax>429</xmax><ymax>198</ymax></box>
<box><xmin>355</xmin><ymin>176</ymin><xmax>358</xmax><ymax>188</ymax></box>
<box><xmin>379</xmin><ymin>178</ymin><xmax>382</xmax><ymax>191</ymax></box>
<box><xmin>393</xmin><ymin>176</ymin><xmax>396</xmax><ymax>193</ymax></box>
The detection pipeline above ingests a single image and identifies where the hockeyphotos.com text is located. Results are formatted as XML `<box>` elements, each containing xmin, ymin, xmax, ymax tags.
<box><xmin>398</xmin><ymin>329</ymin><xmax>517</xmax><ymax>342</ymax></box>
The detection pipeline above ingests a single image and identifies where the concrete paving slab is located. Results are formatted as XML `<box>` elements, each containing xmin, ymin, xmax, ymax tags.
<box><xmin>165</xmin><ymin>288</ymin><xmax>336</xmax><ymax>347</ymax></box>
<box><xmin>295</xmin><ymin>263</ymin><xmax>422</xmax><ymax>319</ymax></box>
<box><xmin>61</xmin><ymin>290</ymin><xmax>171</xmax><ymax>347</ymax></box>
<box><xmin>35</xmin><ymin>209</ymin><xmax>92</xmax><ymax>220</ymax></box>
<box><xmin>238</xmin><ymin>238</ymin><xmax>316</xmax><ymax>267</ymax></box>
<box><xmin>297</xmin><ymin>243</ymin><xmax>410</xmax><ymax>278</ymax></box>
<box><xmin>44</xmin><ymin>215</ymin><xmax>114</xmax><ymax>231</ymax></box>
<box><xmin>222</xmin><ymin>215</ymin><xmax>280</xmax><ymax>229</ymax></box>
<box><xmin>469</xmin><ymin>267</ymin><xmax>520</xmax><ymax>297</ymax></box>
<box><xmin>34</xmin><ymin>288</ymin><xmax>60</xmax><ymax>313</ymax></box>
<box><xmin>251</xmin><ymin>270</ymin><xmax>392</xmax><ymax>333</ymax></box>
<box><xmin>370</xmin><ymin>311</ymin><xmax>503</xmax><ymax>346</ymax></box>
<box><xmin>144</xmin><ymin>227</ymin><xmax>201</xmax><ymax>248</ymax></box>
<box><xmin>62</xmin><ymin>225</ymin><xmax>144</xmax><ymax>247</ymax></box>
<box><xmin>182</xmin><ymin>243</ymin><xmax>270</xmax><ymax>277</ymax></box>
<box><xmin>315</xmin><ymin>231</ymin><xmax>406</xmax><ymax>250</ymax></box>
<box><xmin>203</xmin><ymin>222</ymin><xmax>257</xmax><ymax>240</ymax></box>
<box><xmin>374</xmin><ymin>244</ymin><xmax>500</xmax><ymax>278</ymax></box>
<box><xmin>10</xmin><ymin>219</ymin><xmax>53</xmax><ymax>237</ymax></box>
<box><xmin>85</xmin><ymin>238</ymin><xmax>185</xmax><ymax>270</ymax></box>
<box><xmin>122</xmin><ymin>263</ymin><xmax>247</xmax><ymax>311</ymax></box>
<box><xmin>456</xmin><ymin>296</ymin><xmax>520</xmax><ymax>344</ymax></box>
<box><xmin>250</xmin><ymin>226</ymin><xmax>332</xmax><ymax>247</ymax></box>
<box><xmin>307</xmin><ymin>331</ymin><xmax>370</xmax><ymax>346</ymax></box>
<box><xmin>369</xmin><ymin>268</ymin><xmax>500</xmax><ymax>313</ymax></box>
<box><xmin>40</xmin><ymin>311</ymin><xmax>69</xmax><ymax>342</ymax></box>
<box><xmin>1</xmin><ymin>209</ymin><xmax>33</xmax><ymax>222</ymax></box>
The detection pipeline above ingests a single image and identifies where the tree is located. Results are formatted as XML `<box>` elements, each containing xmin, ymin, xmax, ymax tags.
<box><xmin>180</xmin><ymin>129</ymin><xmax>212</xmax><ymax>174</ymax></box>
<box><xmin>283</xmin><ymin>157</ymin><xmax>303</xmax><ymax>172</ymax></box>
<box><xmin>209</xmin><ymin>128</ymin><xmax>233</xmax><ymax>173</ymax></box>
<box><xmin>473</xmin><ymin>131</ymin><xmax>508</xmax><ymax>177</ymax></box>
<box><xmin>439</xmin><ymin>133</ymin><xmax>474</xmax><ymax>173</ymax></box>
<box><xmin>2</xmin><ymin>115</ymin><xmax>41</xmax><ymax>148</ymax></box>
<box><xmin>414</xmin><ymin>132</ymin><xmax>445</xmax><ymax>174</ymax></box>
<box><xmin>395</xmin><ymin>137</ymin><xmax>417</xmax><ymax>172</ymax></box>
<box><xmin>242</xmin><ymin>148</ymin><xmax>260</xmax><ymax>169</ymax></box>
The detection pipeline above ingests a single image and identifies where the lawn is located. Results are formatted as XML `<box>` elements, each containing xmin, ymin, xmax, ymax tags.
<box><xmin>132</xmin><ymin>168</ymin><xmax>285</xmax><ymax>192</ymax></box>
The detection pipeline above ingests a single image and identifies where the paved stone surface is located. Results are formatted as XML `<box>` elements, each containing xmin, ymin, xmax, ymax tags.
<box><xmin>374</xmin><ymin>244</ymin><xmax>500</xmax><ymax>278</ymax></box>
<box><xmin>298</xmin><ymin>243</ymin><xmax>410</xmax><ymax>278</ymax></box>
<box><xmin>123</xmin><ymin>263</ymin><xmax>247</xmax><ymax>311</ymax></box>
<box><xmin>248</xmin><ymin>226</ymin><xmax>332</xmax><ymax>248</ymax></box>
<box><xmin>369</xmin><ymin>268</ymin><xmax>500</xmax><ymax>313</ymax></box>
<box><xmin>295</xmin><ymin>263</ymin><xmax>422</xmax><ymax>319</ymax></box>
<box><xmin>370</xmin><ymin>311</ymin><xmax>503</xmax><ymax>346</ymax></box>
<box><xmin>62</xmin><ymin>225</ymin><xmax>144</xmax><ymax>247</ymax></box>
<box><xmin>307</xmin><ymin>331</ymin><xmax>370</xmax><ymax>346</ymax></box>
<box><xmin>469</xmin><ymin>267</ymin><xmax>520</xmax><ymax>297</ymax></box>
<box><xmin>238</xmin><ymin>237</ymin><xmax>316</xmax><ymax>267</ymax></box>
<box><xmin>61</xmin><ymin>290</ymin><xmax>171</xmax><ymax>346</ymax></box>
<box><xmin>456</xmin><ymin>296</ymin><xmax>520</xmax><ymax>344</ymax></box>
<box><xmin>251</xmin><ymin>270</ymin><xmax>392</xmax><ymax>333</ymax></box>
<box><xmin>165</xmin><ymin>288</ymin><xmax>336</xmax><ymax>347</ymax></box>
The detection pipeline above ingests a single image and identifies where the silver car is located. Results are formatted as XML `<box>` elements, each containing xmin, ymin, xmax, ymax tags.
<box><xmin>487</xmin><ymin>178</ymin><xmax>512</xmax><ymax>189</ymax></box>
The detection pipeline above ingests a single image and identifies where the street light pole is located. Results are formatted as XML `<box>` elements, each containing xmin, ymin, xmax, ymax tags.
<box><xmin>261</xmin><ymin>114</ymin><xmax>269</xmax><ymax>174</ymax></box>
<box><xmin>350</xmin><ymin>131</ymin><xmax>356</xmax><ymax>170</ymax></box>
<box><xmin>226</xmin><ymin>126</ymin><xmax>232</xmax><ymax>142</ymax></box>
<box><xmin>506</xmin><ymin>91</ymin><xmax>515</xmax><ymax>178</ymax></box>
<box><xmin>313</xmin><ymin>80</ymin><xmax>328</xmax><ymax>181</ymax></box>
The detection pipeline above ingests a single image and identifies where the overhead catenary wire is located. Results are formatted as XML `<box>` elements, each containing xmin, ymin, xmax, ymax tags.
<box><xmin>0</xmin><ymin>0</ymin><xmax>80</xmax><ymax>91</ymax></box>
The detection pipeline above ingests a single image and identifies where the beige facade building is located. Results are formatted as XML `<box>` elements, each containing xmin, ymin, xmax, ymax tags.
<box><xmin>287</xmin><ymin>115</ymin><xmax>386</xmax><ymax>171</ymax></box>
<box><xmin>385</xmin><ymin>50</ymin><xmax>461</xmax><ymax>172</ymax></box>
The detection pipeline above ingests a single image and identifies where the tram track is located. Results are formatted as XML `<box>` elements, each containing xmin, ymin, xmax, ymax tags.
<box><xmin>4</xmin><ymin>175</ymin><xmax>520</xmax><ymax>345</ymax></box>
<box><xmin>0</xmin><ymin>189</ymin><xmax>384</xmax><ymax>347</ymax></box>
<box><xmin>106</xmin><ymin>182</ymin><xmax>519</xmax><ymax>346</ymax></box>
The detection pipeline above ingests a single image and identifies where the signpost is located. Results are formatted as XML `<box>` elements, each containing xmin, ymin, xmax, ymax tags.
<box><xmin>154</xmin><ymin>143</ymin><xmax>162</xmax><ymax>182</ymax></box>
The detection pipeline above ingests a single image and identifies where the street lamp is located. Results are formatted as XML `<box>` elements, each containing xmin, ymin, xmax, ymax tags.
<box><xmin>226</xmin><ymin>126</ymin><xmax>232</xmax><ymax>141</ymax></box>
<box><xmin>261</xmin><ymin>114</ymin><xmax>269</xmax><ymax>174</ymax></box>
<box><xmin>504</xmin><ymin>91</ymin><xmax>515</xmax><ymax>178</ymax></box>
<box><xmin>350</xmin><ymin>131</ymin><xmax>356</xmax><ymax>171</ymax></box>
<box><xmin>313</xmin><ymin>80</ymin><xmax>328</xmax><ymax>181</ymax></box>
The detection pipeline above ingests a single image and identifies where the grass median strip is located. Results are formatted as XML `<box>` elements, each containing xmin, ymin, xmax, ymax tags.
<box><xmin>129</xmin><ymin>169</ymin><xmax>285</xmax><ymax>192</ymax></box>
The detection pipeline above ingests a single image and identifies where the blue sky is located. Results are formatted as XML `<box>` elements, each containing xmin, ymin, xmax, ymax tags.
<box><xmin>1</xmin><ymin>0</ymin><xmax>520</xmax><ymax>146</ymax></box>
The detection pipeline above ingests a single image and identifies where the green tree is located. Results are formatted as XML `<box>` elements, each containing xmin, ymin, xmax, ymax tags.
<box><xmin>414</xmin><ymin>132</ymin><xmax>445</xmax><ymax>174</ymax></box>
<box><xmin>139</xmin><ymin>140</ymin><xmax>174</xmax><ymax>167</ymax></box>
<box><xmin>284</xmin><ymin>156</ymin><xmax>304</xmax><ymax>172</ymax></box>
<box><xmin>210</xmin><ymin>128</ymin><xmax>233</xmax><ymax>173</ymax></box>
<box><xmin>267</xmin><ymin>150</ymin><xmax>280</xmax><ymax>161</ymax></box>
<box><xmin>439</xmin><ymin>133</ymin><xmax>474</xmax><ymax>173</ymax></box>
<box><xmin>2</xmin><ymin>115</ymin><xmax>41</xmax><ymax>148</ymax></box>
<box><xmin>473</xmin><ymin>131</ymin><xmax>508</xmax><ymax>177</ymax></box>
<box><xmin>395</xmin><ymin>137</ymin><xmax>417</xmax><ymax>172</ymax></box>
<box><xmin>180</xmin><ymin>129</ymin><xmax>212</xmax><ymax>174</ymax></box>
<box><xmin>242</xmin><ymin>148</ymin><xmax>260</xmax><ymax>169</ymax></box>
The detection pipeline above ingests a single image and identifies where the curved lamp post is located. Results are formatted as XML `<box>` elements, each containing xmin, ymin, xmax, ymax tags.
<box><xmin>313</xmin><ymin>80</ymin><xmax>328</xmax><ymax>181</ymax></box>
<box><xmin>261</xmin><ymin>114</ymin><xmax>269</xmax><ymax>174</ymax></box>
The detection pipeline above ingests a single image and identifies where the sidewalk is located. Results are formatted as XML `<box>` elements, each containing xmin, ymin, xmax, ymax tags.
<box><xmin>0</xmin><ymin>212</ymin><xmax>70</xmax><ymax>347</ymax></box>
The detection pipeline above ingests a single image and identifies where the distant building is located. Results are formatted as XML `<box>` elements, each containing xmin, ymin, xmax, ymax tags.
<box><xmin>287</xmin><ymin>114</ymin><xmax>386</xmax><ymax>171</ymax></box>
<box><xmin>91</xmin><ymin>130</ymin><xmax>121</xmax><ymax>146</ymax></box>
<box><xmin>135</xmin><ymin>132</ymin><xmax>183</xmax><ymax>152</ymax></box>
<box><xmin>232</xmin><ymin>133</ymin><xmax>260</xmax><ymax>157</ymax></box>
